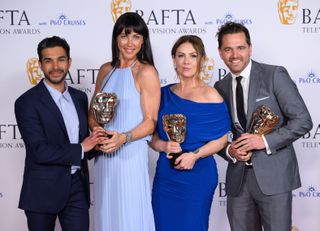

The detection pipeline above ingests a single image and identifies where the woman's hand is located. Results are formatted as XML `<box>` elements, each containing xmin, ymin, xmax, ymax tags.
<box><xmin>162</xmin><ymin>141</ymin><xmax>182</xmax><ymax>158</ymax></box>
<box><xmin>98</xmin><ymin>130</ymin><xmax>126</xmax><ymax>154</ymax></box>
<box><xmin>174</xmin><ymin>152</ymin><xmax>199</xmax><ymax>170</ymax></box>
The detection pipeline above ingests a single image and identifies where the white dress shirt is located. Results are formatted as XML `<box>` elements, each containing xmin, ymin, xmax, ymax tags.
<box><xmin>226</xmin><ymin>60</ymin><xmax>271</xmax><ymax>164</ymax></box>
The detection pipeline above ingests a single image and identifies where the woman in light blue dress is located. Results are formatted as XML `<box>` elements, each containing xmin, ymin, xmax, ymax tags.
<box><xmin>88</xmin><ymin>12</ymin><xmax>160</xmax><ymax>231</ymax></box>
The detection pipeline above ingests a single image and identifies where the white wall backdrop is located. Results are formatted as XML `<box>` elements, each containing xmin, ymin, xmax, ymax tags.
<box><xmin>1</xmin><ymin>0</ymin><xmax>319</xmax><ymax>230</ymax></box>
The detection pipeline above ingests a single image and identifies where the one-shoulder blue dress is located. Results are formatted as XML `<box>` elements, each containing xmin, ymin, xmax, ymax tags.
<box><xmin>152</xmin><ymin>84</ymin><xmax>230</xmax><ymax>231</ymax></box>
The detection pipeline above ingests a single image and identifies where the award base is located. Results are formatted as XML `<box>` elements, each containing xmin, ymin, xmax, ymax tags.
<box><xmin>169</xmin><ymin>152</ymin><xmax>183</xmax><ymax>168</ymax></box>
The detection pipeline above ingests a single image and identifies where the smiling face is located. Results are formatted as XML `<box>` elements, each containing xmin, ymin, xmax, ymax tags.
<box><xmin>173</xmin><ymin>42</ymin><xmax>201</xmax><ymax>80</ymax></box>
<box><xmin>218</xmin><ymin>32</ymin><xmax>252</xmax><ymax>76</ymax></box>
<box><xmin>117</xmin><ymin>29</ymin><xmax>143</xmax><ymax>62</ymax></box>
<box><xmin>39</xmin><ymin>46</ymin><xmax>71</xmax><ymax>90</ymax></box>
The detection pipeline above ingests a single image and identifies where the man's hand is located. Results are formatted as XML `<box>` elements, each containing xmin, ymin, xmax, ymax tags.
<box><xmin>81</xmin><ymin>127</ymin><xmax>106</xmax><ymax>152</ymax></box>
<box><xmin>229</xmin><ymin>141</ymin><xmax>252</xmax><ymax>162</ymax></box>
<box><xmin>234</xmin><ymin>133</ymin><xmax>265</xmax><ymax>152</ymax></box>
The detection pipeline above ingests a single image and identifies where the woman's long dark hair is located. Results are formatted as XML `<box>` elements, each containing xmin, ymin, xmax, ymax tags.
<box><xmin>111</xmin><ymin>12</ymin><xmax>154</xmax><ymax>67</ymax></box>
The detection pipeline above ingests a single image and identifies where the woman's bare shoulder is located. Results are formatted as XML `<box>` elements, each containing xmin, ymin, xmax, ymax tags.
<box><xmin>135</xmin><ymin>62</ymin><xmax>158</xmax><ymax>80</ymax></box>
<box><xmin>203</xmin><ymin>85</ymin><xmax>224</xmax><ymax>103</ymax></box>
<box><xmin>98</xmin><ymin>62</ymin><xmax>113</xmax><ymax>76</ymax></box>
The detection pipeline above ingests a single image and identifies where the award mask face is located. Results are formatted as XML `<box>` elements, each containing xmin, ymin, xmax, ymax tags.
<box><xmin>111</xmin><ymin>0</ymin><xmax>132</xmax><ymax>22</ymax></box>
<box><xmin>92</xmin><ymin>92</ymin><xmax>118</xmax><ymax>125</ymax></box>
<box><xmin>162</xmin><ymin>114</ymin><xmax>186</xmax><ymax>143</ymax></box>
<box><xmin>278</xmin><ymin>0</ymin><xmax>299</xmax><ymax>25</ymax></box>
<box><xmin>250</xmin><ymin>105</ymin><xmax>280</xmax><ymax>135</ymax></box>
<box><xmin>27</xmin><ymin>58</ymin><xmax>43</xmax><ymax>85</ymax></box>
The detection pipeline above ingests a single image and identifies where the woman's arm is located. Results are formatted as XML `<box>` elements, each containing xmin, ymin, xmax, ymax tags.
<box><xmin>88</xmin><ymin>62</ymin><xmax>113</xmax><ymax>131</ymax></box>
<box><xmin>149</xmin><ymin>132</ymin><xmax>182</xmax><ymax>154</ymax></box>
<box><xmin>101</xmin><ymin>64</ymin><xmax>161</xmax><ymax>153</ymax></box>
<box><xmin>175</xmin><ymin>134</ymin><xmax>228</xmax><ymax>170</ymax></box>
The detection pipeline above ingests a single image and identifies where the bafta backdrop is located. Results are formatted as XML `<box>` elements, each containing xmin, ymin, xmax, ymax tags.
<box><xmin>1</xmin><ymin>0</ymin><xmax>319</xmax><ymax>230</ymax></box>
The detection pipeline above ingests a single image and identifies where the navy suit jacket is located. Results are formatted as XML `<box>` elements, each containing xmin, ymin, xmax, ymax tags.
<box><xmin>215</xmin><ymin>60</ymin><xmax>313</xmax><ymax>196</ymax></box>
<box><xmin>15</xmin><ymin>79</ymin><xmax>93</xmax><ymax>213</ymax></box>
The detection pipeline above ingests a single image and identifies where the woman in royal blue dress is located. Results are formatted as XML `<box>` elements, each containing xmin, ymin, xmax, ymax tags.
<box><xmin>150</xmin><ymin>35</ymin><xmax>231</xmax><ymax>231</ymax></box>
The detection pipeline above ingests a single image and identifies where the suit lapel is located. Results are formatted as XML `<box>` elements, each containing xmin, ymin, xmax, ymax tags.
<box><xmin>37</xmin><ymin>80</ymin><xmax>69</xmax><ymax>138</ymax></box>
<box><xmin>246</xmin><ymin>61</ymin><xmax>262</xmax><ymax>130</ymax></box>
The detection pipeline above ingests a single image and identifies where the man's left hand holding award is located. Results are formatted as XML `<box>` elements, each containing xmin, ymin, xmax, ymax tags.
<box><xmin>231</xmin><ymin>105</ymin><xmax>279</xmax><ymax>162</ymax></box>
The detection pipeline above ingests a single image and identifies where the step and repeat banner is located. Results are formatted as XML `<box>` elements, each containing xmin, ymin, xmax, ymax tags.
<box><xmin>1</xmin><ymin>0</ymin><xmax>319</xmax><ymax>230</ymax></box>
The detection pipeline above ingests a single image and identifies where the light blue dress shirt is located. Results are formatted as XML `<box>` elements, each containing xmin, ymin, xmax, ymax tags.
<box><xmin>44</xmin><ymin>80</ymin><xmax>81</xmax><ymax>173</ymax></box>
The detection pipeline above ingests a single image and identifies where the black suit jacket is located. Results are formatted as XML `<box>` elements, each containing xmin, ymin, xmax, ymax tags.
<box><xmin>15</xmin><ymin>79</ymin><xmax>93</xmax><ymax>213</ymax></box>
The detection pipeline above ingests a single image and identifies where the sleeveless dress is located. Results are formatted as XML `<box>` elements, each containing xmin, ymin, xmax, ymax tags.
<box><xmin>152</xmin><ymin>84</ymin><xmax>230</xmax><ymax>231</ymax></box>
<box><xmin>93</xmin><ymin>64</ymin><xmax>155</xmax><ymax>231</ymax></box>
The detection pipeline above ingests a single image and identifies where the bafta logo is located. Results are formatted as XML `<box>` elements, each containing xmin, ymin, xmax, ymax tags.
<box><xmin>110</xmin><ymin>0</ymin><xmax>132</xmax><ymax>23</ymax></box>
<box><xmin>200</xmin><ymin>57</ymin><xmax>215</xmax><ymax>85</ymax></box>
<box><xmin>278</xmin><ymin>0</ymin><xmax>299</xmax><ymax>25</ymax></box>
<box><xmin>27</xmin><ymin>58</ymin><xmax>43</xmax><ymax>85</ymax></box>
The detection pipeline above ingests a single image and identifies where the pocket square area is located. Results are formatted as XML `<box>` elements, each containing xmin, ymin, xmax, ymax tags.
<box><xmin>256</xmin><ymin>96</ymin><xmax>270</xmax><ymax>102</ymax></box>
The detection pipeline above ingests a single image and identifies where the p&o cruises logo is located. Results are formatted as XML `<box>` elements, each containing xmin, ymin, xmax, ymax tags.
<box><xmin>212</xmin><ymin>13</ymin><xmax>253</xmax><ymax>26</ymax></box>
<box><xmin>39</xmin><ymin>14</ymin><xmax>86</xmax><ymax>26</ymax></box>
<box><xmin>294</xmin><ymin>186</ymin><xmax>320</xmax><ymax>199</ymax></box>
<box><xmin>296</xmin><ymin>71</ymin><xmax>320</xmax><ymax>84</ymax></box>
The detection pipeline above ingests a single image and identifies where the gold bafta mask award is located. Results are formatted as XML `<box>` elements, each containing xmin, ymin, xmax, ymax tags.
<box><xmin>249</xmin><ymin>105</ymin><xmax>280</xmax><ymax>135</ymax></box>
<box><xmin>162</xmin><ymin>114</ymin><xmax>187</xmax><ymax>167</ymax></box>
<box><xmin>92</xmin><ymin>92</ymin><xmax>118</xmax><ymax>139</ymax></box>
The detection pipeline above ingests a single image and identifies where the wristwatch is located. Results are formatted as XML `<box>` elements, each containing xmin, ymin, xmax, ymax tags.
<box><xmin>123</xmin><ymin>131</ymin><xmax>132</xmax><ymax>144</ymax></box>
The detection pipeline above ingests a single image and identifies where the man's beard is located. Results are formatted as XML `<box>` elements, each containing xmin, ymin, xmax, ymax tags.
<box><xmin>44</xmin><ymin>70</ymin><xmax>68</xmax><ymax>85</ymax></box>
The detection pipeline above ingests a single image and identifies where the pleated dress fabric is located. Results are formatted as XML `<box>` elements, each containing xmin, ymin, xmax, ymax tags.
<box><xmin>93</xmin><ymin>65</ymin><xmax>155</xmax><ymax>231</ymax></box>
<box><xmin>152</xmin><ymin>84</ymin><xmax>230</xmax><ymax>231</ymax></box>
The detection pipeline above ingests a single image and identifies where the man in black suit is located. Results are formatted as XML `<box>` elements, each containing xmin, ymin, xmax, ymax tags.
<box><xmin>15</xmin><ymin>36</ymin><xmax>104</xmax><ymax>231</ymax></box>
<box><xmin>214</xmin><ymin>22</ymin><xmax>312</xmax><ymax>231</ymax></box>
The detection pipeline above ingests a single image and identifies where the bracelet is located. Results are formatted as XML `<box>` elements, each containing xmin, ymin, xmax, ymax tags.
<box><xmin>123</xmin><ymin>131</ymin><xmax>132</xmax><ymax>144</ymax></box>
<box><xmin>193</xmin><ymin>148</ymin><xmax>200</xmax><ymax>154</ymax></box>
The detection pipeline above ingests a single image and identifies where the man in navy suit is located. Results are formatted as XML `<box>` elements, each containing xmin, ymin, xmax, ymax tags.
<box><xmin>15</xmin><ymin>36</ymin><xmax>104</xmax><ymax>231</ymax></box>
<box><xmin>214</xmin><ymin>22</ymin><xmax>312</xmax><ymax>231</ymax></box>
